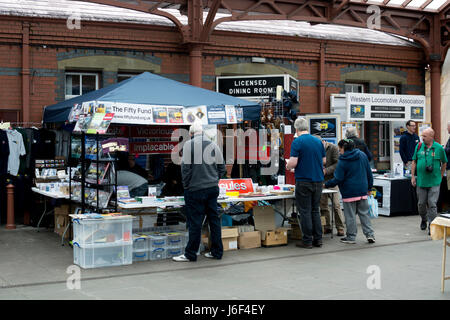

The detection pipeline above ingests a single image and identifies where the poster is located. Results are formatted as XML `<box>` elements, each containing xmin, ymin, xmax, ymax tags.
<box><xmin>207</xmin><ymin>106</ymin><xmax>226</xmax><ymax>124</ymax></box>
<box><xmin>168</xmin><ymin>107</ymin><xmax>184</xmax><ymax>124</ymax></box>
<box><xmin>418</xmin><ymin>122</ymin><xmax>431</xmax><ymax>141</ymax></box>
<box><xmin>306</xmin><ymin>114</ymin><xmax>341</xmax><ymax>144</ymax></box>
<box><xmin>391</xmin><ymin>121</ymin><xmax>406</xmax><ymax>171</ymax></box>
<box><xmin>236</xmin><ymin>107</ymin><xmax>244</xmax><ymax>123</ymax></box>
<box><xmin>86</xmin><ymin>113</ymin><xmax>114</xmax><ymax>134</ymax></box>
<box><xmin>105</xmin><ymin>102</ymin><xmax>153</xmax><ymax>124</ymax></box>
<box><xmin>183</xmin><ymin>106</ymin><xmax>208</xmax><ymax>125</ymax></box>
<box><xmin>153</xmin><ymin>107</ymin><xmax>168</xmax><ymax>124</ymax></box>
<box><xmin>225</xmin><ymin>105</ymin><xmax>237</xmax><ymax>124</ymax></box>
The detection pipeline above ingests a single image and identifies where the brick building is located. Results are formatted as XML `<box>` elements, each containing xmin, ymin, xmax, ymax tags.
<box><xmin>0</xmin><ymin>0</ymin><xmax>434</xmax><ymax>169</ymax></box>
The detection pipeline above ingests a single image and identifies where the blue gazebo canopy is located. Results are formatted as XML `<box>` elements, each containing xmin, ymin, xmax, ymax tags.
<box><xmin>43</xmin><ymin>72</ymin><xmax>261</xmax><ymax>123</ymax></box>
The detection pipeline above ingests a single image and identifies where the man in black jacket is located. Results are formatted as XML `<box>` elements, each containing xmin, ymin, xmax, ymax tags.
<box><xmin>173</xmin><ymin>121</ymin><xmax>226</xmax><ymax>262</ymax></box>
<box><xmin>345</xmin><ymin>127</ymin><xmax>372</xmax><ymax>162</ymax></box>
<box><xmin>399</xmin><ymin>120</ymin><xmax>420</xmax><ymax>170</ymax></box>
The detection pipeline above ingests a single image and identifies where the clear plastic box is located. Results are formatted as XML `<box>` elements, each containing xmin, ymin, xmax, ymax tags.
<box><xmin>166</xmin><ymin>247</ymin><xmax>183</xmax><ymax>259</ymax></box>
<box><xmin>180</xmin><ymin>231</ymin><xmax>189</xmax><ymax>247</ymax></box>
<box><xmin>73</xmin><ymin>242</ymin><xmax>133</xmax><ymax>269</ymax></box>
<box><xmin>148</xmin><ymin>235</ymin><xmax>167</xmax><ymax>250</ymax></box>
<box><xmin>132</xmin><ymin>250</ymin><xmax>149</xmax><ymax>262</ymax></box>
<box><xmin>133</xmin><ymin>234</ymin><xmax>148</xmax><ymax>252</ymax></box>
<box><xmin>165</xmin><ymin>232</ymin><xmax>183</xmax><ymax>248</ymax></box>
<box><xmin>72</xmin><ymin>218</ymin><xmax>133</xmax><ymax>247</ymax></box>
<box><xmin>149</xmin><ymin>247</ymin><xmax>166</xmax><ymax>260</ymax></box>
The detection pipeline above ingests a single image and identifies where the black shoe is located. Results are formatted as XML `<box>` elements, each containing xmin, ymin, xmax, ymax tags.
<box><xmin>313</xmin><ymin>241</ymin><xmax>323</xmax><ymax>248</ymax></box>
<box><xmin>296</xmin><ymin>241</ymin><xmax>313</xmax><ymax>249</ymax></box>
<box><xmin>323</xmin><ymin>228</ymin><xmax>332</xmax><ymax>235</ymax></box>
<box><xmin>420</xmin><ymin>221</ymin><xmax>427</xmax><ymax>230</ymax></box>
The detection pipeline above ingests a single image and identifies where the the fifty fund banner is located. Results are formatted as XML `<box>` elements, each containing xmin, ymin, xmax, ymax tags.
<box><xmin>70</xmin><ymin>101</ymin><xmax>242</xmax><ymax>126</ymax></box>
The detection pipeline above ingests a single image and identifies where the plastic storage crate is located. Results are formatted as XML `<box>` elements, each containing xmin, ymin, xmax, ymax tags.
<box><xmin>149</xmin><ymin>247</ymin><xmax>166</xmax><ymax>261</ymax></box>
<box><xmin>166</xmin><ymin>247</ymin><xmax>183</xmax><ymax>259</ymax></box>
<box><xmin>73</xmin><ymin>242</ymin><xmax>133</xmax><ymax>269</ymax></box>
<box><xmin>148</xmin><ymin>234</ymin><xmax>167</xmax><ymax>250</ymax></box>
<box><xmin>73</xmin><ymin>217</ymin><xmax>133</xmax><ymax>247</ymax></box>
<box><xmin>132</xmin><ymin>250</ymin><xmax>149</xmax><ymax>262</ymax></box>
<box><xmin>165</xmin><ymin>232</ymin><xmax>183</xmax><ymax>248</ymax></box>
<box><xmin>133</xmin><ymin>234</ymin><xmax>148</xmax><ymax>252</ymax></box>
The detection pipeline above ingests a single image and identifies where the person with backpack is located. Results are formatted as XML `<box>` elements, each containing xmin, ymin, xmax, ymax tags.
<box><xmin>411</xmin><ymin>128</ymin><xmax>448</xmax><ymax>234</ymax></box>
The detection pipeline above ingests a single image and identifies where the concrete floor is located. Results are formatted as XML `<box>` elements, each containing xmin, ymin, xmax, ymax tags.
<box><xmin>0</xmin><ymin>214</ymin><xmax>449</xmax><ymax>300</ymax></box>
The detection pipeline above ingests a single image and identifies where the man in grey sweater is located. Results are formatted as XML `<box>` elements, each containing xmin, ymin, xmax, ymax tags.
<box><xmin>173</xmin><ymin>121</ymin><xmax>226</xmax><ymax>262</ymax></box>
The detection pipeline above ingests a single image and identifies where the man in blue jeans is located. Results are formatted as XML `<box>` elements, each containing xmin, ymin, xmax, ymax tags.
<box><xmin>173</xmin><ymin>121</ymin><xmax>226</xmax><ymax>262</ymax></box>
<box><xmin>286</xmin><ymin>117</ymin><xmax>326</xmax><ymax>249</ymax></box>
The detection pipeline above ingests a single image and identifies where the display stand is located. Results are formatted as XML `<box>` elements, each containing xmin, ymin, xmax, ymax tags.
<box><xmin>69</xmin><ymin>131</ymin><xmax>118</xmax><ymax>215</ymax></box>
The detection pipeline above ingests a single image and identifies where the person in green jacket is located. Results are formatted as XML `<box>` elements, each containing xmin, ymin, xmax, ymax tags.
<box><xmin>411</xmin><ymin>128</ymin><xmax>448</xmax><ymax>234</ymax></box>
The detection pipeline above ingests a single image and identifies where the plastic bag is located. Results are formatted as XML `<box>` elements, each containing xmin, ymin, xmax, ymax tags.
<box><xmin>368</xmin><ymin>195</ymin><xmax>379</xmax><ymax>219</ymax></box>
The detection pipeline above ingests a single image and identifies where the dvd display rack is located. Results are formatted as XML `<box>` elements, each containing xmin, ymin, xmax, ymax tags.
<box><xmin>69</xmin><ymin>132</ymin><xmax>118</xmax><ymax>214</ymax></box>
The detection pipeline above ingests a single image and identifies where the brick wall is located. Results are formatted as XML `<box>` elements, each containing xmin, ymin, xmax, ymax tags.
<box><xmin>0</xmin><ymin>16</ymin><xmax>426</xmax><ymax>123</ymax></box>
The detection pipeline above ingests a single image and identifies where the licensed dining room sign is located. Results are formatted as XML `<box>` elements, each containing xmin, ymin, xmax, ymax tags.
<box><xmin>346</xmin><ymin>93</ymin><xmax>426</xmax><ymax>122</ymax></box>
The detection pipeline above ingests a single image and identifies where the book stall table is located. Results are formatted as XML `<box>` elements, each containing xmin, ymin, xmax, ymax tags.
<box><xmin>118</xmin><ymin>188</ymin><xmax>340</xmax><ymax>236</ymax></box>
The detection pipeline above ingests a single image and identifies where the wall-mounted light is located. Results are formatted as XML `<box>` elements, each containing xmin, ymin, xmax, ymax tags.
<box><xmin>251</xmin><ymin>57</ymin><xmax>266</xmax><ymax>63</ymax></box>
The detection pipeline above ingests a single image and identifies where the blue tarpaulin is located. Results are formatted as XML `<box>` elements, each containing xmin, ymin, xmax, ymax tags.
<box><xmin>43</xmin><ymin>72</ymin><xmax>261</xmax><ymax>123</ymax></box>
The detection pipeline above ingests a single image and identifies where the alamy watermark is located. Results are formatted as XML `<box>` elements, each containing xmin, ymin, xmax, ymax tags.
<box><xmin>66</xmin><ymin>265</ymin><xmax>81</xmax><ymax>290</ymax></box>
<box><xmin>366</xmin><ymin>5</ymin><xmax>381</xmax><ymax>30</ymax></box>
<box><xmin>366</xmin><ymin>265</ymin><xmax>381</xmax><ymax>290</ymax></box>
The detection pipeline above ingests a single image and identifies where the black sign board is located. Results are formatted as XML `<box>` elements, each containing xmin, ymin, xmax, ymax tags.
<box><xmin>371</xmin><ymin>113</ymin><xmax>405</xmax><ymax>119</ymax></box>
<box><xmin>371</xmin><ymin>106</ymin><xmax>405</xmax><ymax>112</ymax></box>
<box><xmin>217</xmin><ymin>75</ymin><xmax>285</xmax><ymax>98</ymax></box>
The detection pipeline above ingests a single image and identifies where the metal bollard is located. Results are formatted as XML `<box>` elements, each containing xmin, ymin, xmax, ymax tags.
<box><xmin>6</xmin><ymin>184</ymin><xmax>16</xmax><ymax>230</ymax></box>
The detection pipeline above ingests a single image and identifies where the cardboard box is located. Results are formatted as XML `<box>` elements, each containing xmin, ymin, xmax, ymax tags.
<box><xmin>221</xmin><ymin>227</ymin><xmax>239</xmax><ymax>251</ymax></box>
<box><xmin>238</xmin><ymin>231</ymin><xmax>261</xmax><ymax>249</ymax></box>
<box><xmin>54</xmin><ymin>214</ymin><xmax>72</xmax><ymax>239</ymax></box>
<box><xmin>289</xmin><ymin>224</ymin><xmax>302</xmax><ymax>240</ymax></box>
<box><xmin>253</xmin><ymin>206</ymin><xmax>275</xmax><ymax>233</ymax></box>
<box><xmin>262</xmin><ymin>228</ymin><xmax>288</xmax><ymax>246</ymax></box>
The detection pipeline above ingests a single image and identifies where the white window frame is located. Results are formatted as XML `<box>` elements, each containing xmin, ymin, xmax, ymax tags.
<box><xmin>379</xmin><ymin>85</ymin><xmax>397</xmax><ymax>94</ymax></box>
<box><xmin>378</xmin><ymin>121</ymin><xmax>390</xmax><ymax>161</ymax></box>
<box><xmin>65</xmin><ymin>72</ymin><xmax>99</xmax><ymax>100</ymax></box>
<box><xmin>345</xmin><ymin>83</ymin><xmax>364</xmax><ymax>93</ymax></box>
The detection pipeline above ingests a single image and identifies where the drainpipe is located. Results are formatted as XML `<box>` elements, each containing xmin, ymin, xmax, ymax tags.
<box><xmin>21</xmin><ymin>22</ymin><xmax>31</xmax><ymax>125</ymax></box>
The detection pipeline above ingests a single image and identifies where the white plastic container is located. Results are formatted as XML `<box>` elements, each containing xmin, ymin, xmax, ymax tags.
<box><xmin>166</xmin><ymin>247</ymin><xmax>183</xmax><ymax>259</ymax></box>
<box><xmin>149</xmin><ymin>247</ymin><xmax>166</xmax><ymax>261</ymax></box>
<box><xmin>72</xmin><ymin>217</ymin><xmax>133</xmax><ymax>247</ymax></box>
<box><xmin>73</xmin><ymin>242</ymin><xmax>133</xmax><ymax>269</ymax></box>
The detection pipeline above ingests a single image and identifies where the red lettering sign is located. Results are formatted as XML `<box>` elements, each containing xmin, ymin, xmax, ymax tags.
<box><xmin>130</xmin><ymin>141</ymin><xmax>178</xmax><ymax>154</ymax></box>
<box><xmin>218</xmin><ymin>178</ymin><xmax>254</xmax><ymax>194</ymax></box>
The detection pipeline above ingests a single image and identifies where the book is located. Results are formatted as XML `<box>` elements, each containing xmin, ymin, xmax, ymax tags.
<box><xmin>86</xmin><ymin>112</ymin><xmax>115</xmax><ymax>134</ymax></box>
<box><xmin>85</xmin><ymin>162</ymin><xmax>110</xmax><ymax>184</ymax></box>
<box><xmin>98</xmin><ymin>190</ymin><xmax>112</xmax><ymax>208</ymax></box>
<box><xmin>117</xmin><ymin>186</ymin><xmax>130</xmax><ymax>200</ymax></box>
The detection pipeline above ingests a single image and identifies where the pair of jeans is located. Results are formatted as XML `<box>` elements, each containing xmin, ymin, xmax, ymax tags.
<box><xmin>184</xmin><ymin>186</ymin><xmax>222</xmax><ymax>261</ymax></box>
<box><xmin>295</xmin><ymin>181</ymin><xmax>323</xmax><ymax>245</ymax></box>
<box><xmin>417</xmin><ymin>185</ymin><xmax>440</xmax><ymax>223</ymax></box>
<box><xmin>342</xmin><ymin>199</ymin><xmax>374</xmax><ymax>241</ymax></box>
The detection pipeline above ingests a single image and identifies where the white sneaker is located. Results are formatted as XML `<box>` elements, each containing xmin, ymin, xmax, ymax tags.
<box><xmin>204</xmin><ymin>252</ymin><xmax>220</xmax><ymax>259</ymax></box>
<box><xmin>172</xmin><ymin>254</ymin><xmax>190</xmax><ymax>262</ymax></box>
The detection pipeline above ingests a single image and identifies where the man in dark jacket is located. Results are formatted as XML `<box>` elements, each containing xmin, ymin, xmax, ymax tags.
<box><xmin>325</xmin><ymin>139</ymin><xmax>375</xmax><ymax>244</ymax></box>
<box><xmin>173</xmin><ymin>121</ymin><xmax>226</xmax><ymax>262</ymax></box>
<box><xmin>345</xmin><ymin>127</ymin><xmax>373</xmax><ymax>163</ymax></box>
<box><xmin>399</xmin><ymin>120</ymin><xmax>420</xmax><ymax>169</ymax></box>
<box><xmin>315</xmin><ymin>136</ymin><xmax>345</xmax><ymax>236</ymax></box>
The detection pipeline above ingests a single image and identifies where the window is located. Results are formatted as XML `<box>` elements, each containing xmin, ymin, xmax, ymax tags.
<box><xmin>65</xmin><ymin>72</ymin><xmax>99</xmax><ymax>100</ymax></box>
<box><xmin>0</xmin><ymin>110</ymin><xmax>20</xmax><ymax>122</ymax></box>
<box><xmin>117</xmin><ymin>73</ymin><xmax>141</xmax><ymax>82</ymax></box>
<box><xmin>345</xmin><ymin>83</ymin><xmax>364</xmax><ymax>93</ymax></box>
<box><xmin>379</xmin><ymin>85</ymin><xmax>397</xmax><ymax>94</ymax></box>
<box><xmin>378</xmin><ymin>121</ymin><xmax>390</xmax><ymax>161</ymax></box>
